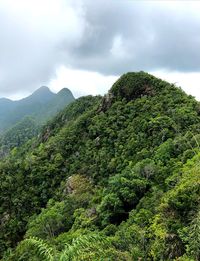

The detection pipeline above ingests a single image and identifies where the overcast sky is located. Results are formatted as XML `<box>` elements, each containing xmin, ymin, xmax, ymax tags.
<box><xmin>0</xmin><ymin>0</ymin><xmax>200</xmax><ymax>100</ymax></box>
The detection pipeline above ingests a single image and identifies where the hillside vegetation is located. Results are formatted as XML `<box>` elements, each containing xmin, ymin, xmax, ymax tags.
<box><xmin>0</xmin><ymin>72</ymin><xmax>200</xmax><ymax>260</ymax></box>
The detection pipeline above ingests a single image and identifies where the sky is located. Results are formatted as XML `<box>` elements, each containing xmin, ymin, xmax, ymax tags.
<box><xmin>0</xmin><ymin>0</ymin><xmax>200</xmax><ymax>100</ymax></box>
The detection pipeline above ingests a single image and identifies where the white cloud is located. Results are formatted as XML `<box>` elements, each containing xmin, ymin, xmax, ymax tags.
<box><xmin>110</xmin><ymin>35</ymin><xmax>127</xmax><ymax>59</ymax></box>
<box><xmin>151</xmin><ymin>70</ymin><xmax>200</xmax><ymax>101</ymax></box>
<box><xmin>48</xmin><ymin>65</ymin><xmax>118</xmax><ymax>98</ymax></box>
<box><xmin>0</xmin><ymin>0</ymin><xmax>85</xmax><ymax>95</ymax></box>
<box><xmin>1</xmin><ymin>0</ymin><xmax>200</xmax><ymax>101</ymax></box>
<box><xmin>6</xmin><ymin>68</ymin><xmax>200</xmax><ymax>103</ymax></box>
<box><xmin>50</xmin><ymin>67</ymin><xmax>200</xmax><ymax>102</ymax></box>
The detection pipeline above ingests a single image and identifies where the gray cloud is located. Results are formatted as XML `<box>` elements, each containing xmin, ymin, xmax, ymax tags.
<box><xmin>68</xmin><ymin>0</ymin><xmax>200</xmax><ymax>74</ymax></box>
<box><xmin>0</xmin><ymin>0</ymin><xmax>84</xmax><ymax>96</ymax></box>
<box><xmin>0</xmin><ymin>0</ymin><xmax>200</xmax><ymax>97</ymax></box>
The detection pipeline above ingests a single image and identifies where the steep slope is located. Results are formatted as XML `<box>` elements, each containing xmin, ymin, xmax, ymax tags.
<box><xmin>0</xmin><ymin>98</ymin><xmax>15</xmax><ymax>116</ymax></box>
<box><xmin>0</xmin><ymin>117</ymin><xmax>39</xmax><ymax>158</ymax></box>
<box><xmin>0</xmin><ymin>72</ymin><xmax>200</xmax><ymax>260</ymax></box>
<box><xmin>0</xmin><ymin>87</ymin><xmax>75</xmax><ymax>133</ymax></box>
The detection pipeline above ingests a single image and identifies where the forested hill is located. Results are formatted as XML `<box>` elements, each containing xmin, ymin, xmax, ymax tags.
<box><xmin>0</xmin><ymin>72</ymin><xmax>200</xmax><ymax>260</ymax></box>
<box><xmin>0</xmin><ymin>86</ymin><xmax>75</xmax><ymax>134</ymax></box>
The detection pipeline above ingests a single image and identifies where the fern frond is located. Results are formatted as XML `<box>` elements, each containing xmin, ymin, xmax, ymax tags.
<box><xmin>17</xmin><ymin>237</ymin><xmax>55</xmax><ymax>261</ymax></box>
<box><xmin>60</xmin><ymin>233</ymin><xmax>111</xmax><ymax>260</ymax></box>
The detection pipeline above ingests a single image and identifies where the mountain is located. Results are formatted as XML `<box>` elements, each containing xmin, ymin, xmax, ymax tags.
<box><xmin>20</xmin><ymin>86</ymin><xmax>55</xmax><ymax>104</ymax></box>
<box><xmin>0</xmin><ymin>86</ymin><xmax>75</xmax><ymax>134</ymax></box>
<box><xmin>37</xmin><ymin>88</ymin><xmax>76</xmax><ymax>121</ymax></box>
<box><xmin>0</xmin><ymin>98</ymin><xmax>15</xmax><ymax>121</ymax></box>
<box><xmin>0</xmin><ymin>72</ymin><xmax>200</xmax><ymax>260</ymax></box>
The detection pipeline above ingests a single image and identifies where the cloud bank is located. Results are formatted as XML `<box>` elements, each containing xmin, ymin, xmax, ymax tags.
<box><xmin>0</xmin><ymin>0</ymin><xmax>200</xmax><ymax>97</ymax></box>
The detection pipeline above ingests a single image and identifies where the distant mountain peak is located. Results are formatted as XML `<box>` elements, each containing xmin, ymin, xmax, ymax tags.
<box><xmin>0</xmin><ymin>85</ymin><xmax>75</xmax><ymax>133</ymax></box>
<box><xmin>32</xmin><ymin>86</ymin><xmax>52</xmax><ymax>95</ymax></box>
<box><xmin>57</xmin><ymin>88</ymin><xmax>74</xmax><ymax>96</ymax></box>
<box><xmin>0</xmin><ymin>97</ymin><xmax>12</xmax><ymax>103</ymax></box>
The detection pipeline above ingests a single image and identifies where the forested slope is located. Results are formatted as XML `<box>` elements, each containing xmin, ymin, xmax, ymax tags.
<box><xmin>0</xmin><ymin>72</ymin><xmax>200</xmax><ymax>260</ymax></box>
<box><xmin>0</xmin><ymin>117</ymin><xmax>39</xmax><ymax>158</ymax></box>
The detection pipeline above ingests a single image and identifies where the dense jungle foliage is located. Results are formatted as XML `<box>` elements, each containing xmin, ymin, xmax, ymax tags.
<box><xmin>0</xmin><ymin>117</ymin><xmax>39</xmax><ymax>158</ymax></box>
<box><xmin>0</xmin><ymin>72</ymin><xmax>200</xmax><ymax>260</ymax></box>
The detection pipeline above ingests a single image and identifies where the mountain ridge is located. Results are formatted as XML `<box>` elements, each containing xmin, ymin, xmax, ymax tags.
<box><xmin>0</xmin><ymin>86</ymin><xmax>75</xmax><ymax>134</ymax></box>
<box><xmin>0</xmin><ymin>72</ymin><xmax>199</xmax><ymax>260</ymax></box>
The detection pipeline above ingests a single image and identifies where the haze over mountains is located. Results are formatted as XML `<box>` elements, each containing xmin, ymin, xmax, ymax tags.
<box><xmin>0</xmin><ymin>86</ymin><xmax>75</xmax><ymax>134</ymax></box>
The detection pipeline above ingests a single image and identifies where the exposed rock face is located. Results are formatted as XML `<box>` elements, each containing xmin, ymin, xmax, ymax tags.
<box><xmin>42</xmin><ymin>127</ymin><xmax>51</xmax><ymax>142</ymax></box>
<box><xmin>98</xmin><ymin>91</ymin><xmax>114</xmax><ymax>112</ymax></box>
<box><xmin>66</xmin><ymin>176</ymin><xmax>74</xmax><ymax>194</ymax></box>
<box><xmin>87</xmin><ymin>207</ymin><xmax>96</xmax><ymax>217</ymax></box>
<box><xmin>64</xmin><ymin>174</ymin><xmax>93</xmax><ymax>196</ymax></box>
